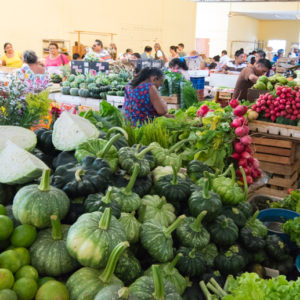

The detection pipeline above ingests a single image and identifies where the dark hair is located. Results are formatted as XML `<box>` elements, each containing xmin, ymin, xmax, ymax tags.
<box><xmin>49</xmin><ymin>42</ymin><xmax>59</xmax><ymax>49</ymax></box>
<box><xmin>213</xmin><ymin>55</ymin><xmax>220</xmax><ymax>62</ymax></box>
<box><xmin>256</xmin><ymin>50</ymin><xmax>266</xmax><ymax>59</ymax></box>
<box><xmin>126</xmin><ymin>48</ymin><xmax>132</xmax><ymax>54</ymax></box>
<box><xmin>257</xmin><ymin>58</ymin><xmax>272</xmax><ymax>69</ymax></box>
<box><xmin>132</xmin><ymin>52</ymin><xmax>141</xmax><ymax>59</ymax></box>
<box><xmin>95</xmin><ymin>40</ymin><xmax>103</xmax><ymax>47</ymax></box>
<box><xmin>209</xmin><ymin>62</ymin><xmax>217</xmax><ymax>70</ymax></box>
<box><xmin>235</xmin><ymin>49</ymin><xmax>244</xmax><ymax>57</ymax></box>
<box><xmin>73</xmin><ymin>53</ymin><xmax>80</xmax><ymax>60</ymax></box>
<box><xmin>178</xmin><ymin>43</ymin><xmax>184</xmax><ymax>48</ymax></box>
<box><xmin>144</xmin><ymin>46</ymin><xmax>152</xmax><ymax>52</ymax></box>
<box><xmin>240</xmin><ymin>48</ymin><xmax>244</xmax><ymax>52</ymax></box>
<box><xmin>169</xmin><ymin>58</ymin><xmax>188</xmax><ymax>70</ymax></box>
<box><xmin>222</xmin><ymin>50</ymin><xmax>227</xmax><ymax>55</ymax></box>
<box><xmin>250</xmin><ymin>56</ymin><xmax>256</xmax><ymax>65</ymax></box>
<box><xmin>23</xmin><ymin>50</ymin><xmax>38</xmax><ymax>64</ymax></box>
<box><xmin>131</xmin><ymin>67</ymin><xmax>163</xmax><ymax>89</ymax></box>
<box><xmin>170</xmin><ymin>46</ymin><xmax>178</xmax><ymax>52</ymax></box>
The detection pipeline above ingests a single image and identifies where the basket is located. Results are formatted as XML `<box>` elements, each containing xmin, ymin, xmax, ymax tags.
<box><xmin>190</xmin><ymin>77</ymin><xmax>205</xmax><ymax>90</ymax></box>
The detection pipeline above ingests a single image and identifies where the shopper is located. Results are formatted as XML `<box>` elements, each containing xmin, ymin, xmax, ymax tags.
<box><xmin>210</xmin><ymin>55</ymin><xmax>222</xmax><ymax>71</ymax></box>
<box><xmin>1</xmin><ymin>43</ymin><xmax>22</xmax><ymax>68</ymax></box>
<box><xmin>273</xmin><ymin>49</ymin><xmax>284</xmax><ymax>63</ymax></box>
<box><xmin>119</xmin><ymin>49</ymin><xmax>133</xmax><ymax>60</ymax></box>
<box><xmin>91</xmin><ymin>40</ymin><xmax>112</xmax><ymax>62</ymax></box>
<box><xmin>154</xmin><ymin>43</ymin><xmax>167</xmax><ymax>62</ymax></box>
<box><xmin>141</xmin><ymin>46</ymin><xmax>153</xmax><ymax>60</ymax></box>
<box><xmin>219</xmin><ymin>50</ymin><xmax>230</xmax><ymax>67</ymax></box>
<box><xmin>224</xmin><ymin>49</ymin><xmax>247</xmax><ymax>73</ymax></box>
<box><xmin>124</xmin><ymin>67</ymin><xmax>168</xmax><ymax>126</ymax></box>
<box><xmin>255</xmin><ymin>50</ymin><xmax>266</xmax><ymax>63</ymax></box>
<box><xmin>132</xmin><ymin>53</ymin><xmax>141</xmax><ymax>60</ymax></box>
<box><xmin>169</xmin><ymin>46</ymin><xmax>179</xmax><ymax>61</ymax></box>
<box><xmin>45</xmin><ymin>42</ymin><xmax>69</xmax><ymax>67</ymax></box>
<box><xmin>17</xmin><ymin>50</ymin><xmax>49</xmax><ymax>93</ymax></box>
<box><xmin>178</xmin><ymin>43</ymin><xmax>186</xmax><ymax>57</ymax></box>
<box><xmin>169</xmin><ymin>57</ymin><xmax>190</xmax><ymax>80</ymax></box>
<box><xmin>233</xmin><ymin>58</ymin><xmax>272</xmax><ymax>100</ymax></box>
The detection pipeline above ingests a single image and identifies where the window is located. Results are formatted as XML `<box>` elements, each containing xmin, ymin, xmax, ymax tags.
<box><xmin>267</xmin><ymin>40</ymin><xmax>286</xmax><ymax>54</ymax></box>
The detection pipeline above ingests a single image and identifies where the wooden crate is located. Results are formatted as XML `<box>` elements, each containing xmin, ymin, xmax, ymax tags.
<box><xmin>249</xmin><ymin>120</ymin><xmax>300</xmax><ymax>140</ymax></box>
<box><xmin>218</xmin><ymin>92</ymin><xmax>232</xmax><ymax>100</ymax></box>
<box><xmin>161</xmin><ymin>94</ymin><xmax>179</xmax><ymax>104</ymax></box>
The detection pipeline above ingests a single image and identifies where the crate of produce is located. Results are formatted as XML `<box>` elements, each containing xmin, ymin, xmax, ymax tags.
<box><xmin>161</xmin><ymin>94</ymin><xmax>179</xmax><ymax>104</ymax></box>
<box><xmin>249</xmin><ymin>120</ymin><xmax>300</xmax><ymax>140</ymax></box>
<box><xmin>251</xmin><ymin>136</ymin><xmax>299</xmax><ymax>198</ymax></box>
<box><xmin>218</xmin><ymin>91</ymin><xmax>232</xmax><ymax>100</ymax></box>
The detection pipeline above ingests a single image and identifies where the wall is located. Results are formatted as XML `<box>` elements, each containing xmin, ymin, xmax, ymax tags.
<box><xmin>0</xmin><ymin>0</ymin><xmax>196</xmax><ymax>58</ymax></box>
<box><xmin>258</xmin><ymin>20</ymin><xmax>300</xmax><ymax>52</ymax></box>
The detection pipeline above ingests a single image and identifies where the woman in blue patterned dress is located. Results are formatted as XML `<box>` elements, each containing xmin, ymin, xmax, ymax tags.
<box><xmin>124</xmin><ymin>67</ymin><xmax>168</xmax><ymax>126</ymax></box>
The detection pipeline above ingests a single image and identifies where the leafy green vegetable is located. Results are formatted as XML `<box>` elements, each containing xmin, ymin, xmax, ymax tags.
<box><xmin>282</xmin><ymin>216</ymin><xmax>300</xmax><ymax>246</ymax></box>
<box><xmin>271</xmin><ymin>189</ymin><xmax>300</xmax><ymax>213</ymax></box>
<box><xmin>182</xmin><ymin>82</ymin><xmax>198</xmax><ymax>109</ymax></box>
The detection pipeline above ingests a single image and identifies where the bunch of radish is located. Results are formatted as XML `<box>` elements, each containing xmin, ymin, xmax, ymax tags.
<box><xmin>252</xmin><ymin>86</ymin><xmax>300</xmax><ymax>122</ymax></box>
<box><xmin>229</xmin><ymin>99</ymin><xmax>262</xmax><ymax>185</ymax></box>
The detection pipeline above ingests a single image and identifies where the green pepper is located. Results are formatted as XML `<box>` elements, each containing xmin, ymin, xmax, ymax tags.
<box><xmin>212</xmin><ymin>165</ymin><xmax>248</xmax><ymax>205</ymax></box>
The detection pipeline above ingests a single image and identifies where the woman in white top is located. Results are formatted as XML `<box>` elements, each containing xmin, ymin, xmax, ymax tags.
<box><xmin>154</xmin><ymin>43</ymin><xmax>167</xmax><ymax>62</ymax></box>
<box><xmin>169</xmin><ymin>46</ymin><xmax>179</xmax><ymax>62</ymax></box>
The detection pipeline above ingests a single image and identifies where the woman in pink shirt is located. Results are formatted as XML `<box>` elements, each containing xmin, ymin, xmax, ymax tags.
<box><xmin>45</xmin><ymin>42</ymin><xmax>69</xmax><ymax>67</ymax></box>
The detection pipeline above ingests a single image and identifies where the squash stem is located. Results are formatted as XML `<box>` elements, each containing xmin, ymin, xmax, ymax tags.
<box><xmin>168</xmin><ymin>138</ymin><xmax>190</xmax><ymax>154</ymax></box>
<box><xmin>229</xmin><ymin>164</ymin><xmax>236</xmax><ymax>186</ymax></box>
<box><xmin>102</xmin><ymin>187</ymin><xmax>113</xmax><ymax>204</ymax></box>
<box><xmin>221</xmin><ymin>164</ymin><xmax>233</xmax><ymax>177</ymax></box>
<box><xmin>199</xmin><ymin>281</ymin><xmax>212</xmax><ymax>300</ymax></box>
<box><xmin>107</xmin><ymin>127</ymin><xmax>128</xmax><ymax>140</ymax></box>
<box><xmin>190</xmin><ymin>211</ymin><xmax>207</xmax><ymax>232</ymax></box>
<box><xmin>100</xmin><ymin>133</ymin><xmax>121</xmax><ymax>158</ymax></box>
<box><xmin>157</xmin><ymin>197</ymin><xmax>166</xmax><ymax>209</ymax></box>
<box><xmin>50</xmin><ymin>215</ymin><xmax>63</xmax><ymax>240</ymax></box>
<box><xmin>38</xmin><ymin>169</ymin><xmax>51</xmax><ymax>191</ymax></box>
<box><xmin>98</xmin><ymin>208</ymin><xmax>112</xmax><ymax>230</ymax></box>
<box><xmin>124</xmin><ymin>164</ymin><xmax>139</xmax><ymax>194</ymax></box>
<box><xmin>75</xmin><ymin>168</ymin><xmax>86</xmax><ymax>182</ymax></box>
<box><xmin>99</xmin><ymin>241</ymin><xmax>129</xmax><ymax>283</ymax></box>
<box><xmin>239</xmin><ymin>166</ymin><xmax>248</xmax><ymax>201</ymax></box>
<box><xmin>164</xmin><ymin>215</ymin><xmax>185</xmax><ymax>237</ymax></box>
<box><xmin>189</xmin><ymin>248</ymin><xmax>196</xmax><ymax>258</ymax></box>
<box><xmin>152</xmin><ymin>265</ymin><xmax>165</xmax><ymax>300</ymax></box>
<box><xmin>167</xmin><ymin>253</ymin><xmax>182</xmax><ymax>271</ymax></box>
<box><xmin>202</xmin><ymin>178</ymin><xmax>210</xmax><ymax>199</ymax></box>
<box><xmin>136</xmin><ymin>145</ymin><xmax>154</xmax><ymax>160</ymax></box>
<box><xmin>118</xmin><ymin>287</ymin><xmax>130</xmax><ymax>299</ymax></box>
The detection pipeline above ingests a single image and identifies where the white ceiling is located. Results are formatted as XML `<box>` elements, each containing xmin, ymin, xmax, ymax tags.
<box><xmin>231</xmin><ymin>11</ymin><xmax>300</xmax><ymax>20</ymax></box>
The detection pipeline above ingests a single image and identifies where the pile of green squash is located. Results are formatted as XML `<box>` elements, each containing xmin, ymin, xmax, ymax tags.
<box><xmin>0</xmin><ymin>117</ymin><xmax>296</xmax><ymax>300</ymax></box>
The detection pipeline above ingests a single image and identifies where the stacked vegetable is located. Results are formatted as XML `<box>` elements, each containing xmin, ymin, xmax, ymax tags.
<box><xmin>253</xmin><ymin>74</ymin><xmax>297</xmax><ymax>92</ymax></box>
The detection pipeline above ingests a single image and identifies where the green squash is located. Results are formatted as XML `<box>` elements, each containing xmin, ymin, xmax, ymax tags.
<box><xmin>140</xmin><ymin>215</ymin><xmax>185</xmax><ymax>263</ymax></box>
<box><xmin>144</xmin><ymin>254</ymin><xmax>187</xmax><ymax>295</ymax></box>
<box><xmin>61</xmin><ymin>87</ymin><xmax>70</xmax><ymax>95</ymax></box>
<box><xmin>245</xmin><ymin>211</ymin><xmax>268</xmax><ymax>238</ymax></box>
<box><xmin>12</xmin><ymin>169</ymin><xmax>70</xmax><ymax>229</ymax></box>
<box><xmin>115</xmin><ymin>249</ymin><xmax>142</xmax><ymax>286</ymax></box>
<box><xmin>214</xmin><ymin>245</ymin><xmax>245</xmax><ymax>275</ymax></box>
<box><xmin>138</xmin><ymin>195</ymin><xmax>176</xmax><ymax>227</ymax></box>
<box><xmin>188</xmin><ymin>179</ymin><xmax>222</xmax><ymax>222</ymax></box>
<box><xmin>119</xmin><ymin>212</ymin><xmax>141</xmax><ymax>244</ymax></box>
<box><xmin>118</xmin><ymin>145</ymin><xmax>155</xmax><ymax>177</ymax></box>
<box><xmin>84</xmin><ymin>188</ymin><xmax>121</xmax><ymax>218</ymax></box>
<box><xmin>237</xmin><ymin>201</ymin><xmax>253</xmax><ymax>219</ymax></box>
<box><xmin>240</xmin><ymin>227</ymin><xmax>266</xmax><ymax>251</ymax></box>
<box><xmin>187</xmin><ymin>160</ymin><xmax>214</xmax><ymax>183</ymax></box>
<box><xmin>130</xmin><ymin>265</ymin><xmax>181</xmax><ymax>300</ymax></box>
<box><xmin>35</xmin><ymin>280</ymin><xmax>69</xmax><ymax>300</ymax></box>
<box><xmin>78</xmin><ymin>88</ymin><xmax>90</xmax><ymax>98</ymax></box>
<box><xmin>30</xmin><ymin>215</ymin><xmax>79</xmax><ymax>276</ymax></box>
<box><xmin>176</xmin><ymin>247</ymin><xmax>206</xmax><ymax>277</ymax></box>
<box><xmin>66</xmin><ymin>208</ymin><xmax>126</xmax><ymax>268</ymax></box>
<box><xmin>222</xmin><ymin>206</ymin><xmax>246</xmax><ymax>228</ymax></box>
<box><xmin>52</xmin><ymin>156</ymin><xmax>112</xmax><ymax>198</ymax></box>
<box><xmin>70</xmin><ymin>87</ymin><xmax>79</xmax><ymax>96</ymax></box>
<box><xmin>110</xmin><ymin>164</ymin><xmax>141</xmax><ymax>213</ymax></box>
<box><xmin>265</xmin><ymin>235</ymin><xmax>289</xmax><ymax>261</ymax></box>
<box><xmin>52</xmin><ymin>151</ymin><xmax>77</xmax><ymax>170</ymax></box>
<box><xmin>66</xmin><ymin>241</ymin><xmax>128</xmax><ymax>300</ymax></box>
<box><xmin>209</xmin><ymin>215</ymin><xmax>238</xmax><ymax>247</ymax></box>
<box><xmin>34</xmin><ymin>128</ymin><xmax>56</xmax><ymax>155</ymax></box>
<box><xmin>95</xmin><ymin>285</ymin><xmax>137</xmax><ymax>300</ymax></box>
<box><xmin>176</xmin><ymin>211</ymin><xmax>210</xmax><ymax>249</ymax></box>
<box><xmin>199</xmin><ymin>243</ymin><xmax>218</xmax><ymax>268</ymax></box>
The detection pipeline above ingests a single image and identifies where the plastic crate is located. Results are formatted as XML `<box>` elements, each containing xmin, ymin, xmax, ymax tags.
<box><xmin>190</xmin><ymin>77</ymin><xmax>205</xmax><ymax>90</ymax></box>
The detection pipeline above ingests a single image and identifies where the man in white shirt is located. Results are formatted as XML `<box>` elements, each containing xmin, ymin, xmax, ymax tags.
<box><xmin>92</xmin><ymin>40</ymin><xmax>112</xmax><ymax>62</ymax></box>
<box><xmin>220</xmin><ymin>50</ymin><xmax>230</xmax><ymax>67</ymax></box>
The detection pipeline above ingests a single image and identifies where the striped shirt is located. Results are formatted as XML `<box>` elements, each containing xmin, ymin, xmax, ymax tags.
<box><xmin>224</xmin><ymin>60</ymin><xmax>247</xmax><ymax>73</ymax></box>
<box><xmin>93</xmin><ymin>50</ymin><xmax>112</xmax><ymax>62</ymax></box>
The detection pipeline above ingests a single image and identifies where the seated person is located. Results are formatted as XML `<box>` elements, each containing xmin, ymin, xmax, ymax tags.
<box><xmin>1</xmin><ymin>43</ymin><xmax>22</xmax><ymax>68</ymax></box>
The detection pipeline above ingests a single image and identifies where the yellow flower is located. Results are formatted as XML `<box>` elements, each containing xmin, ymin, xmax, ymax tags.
<box><xmin>0</xmin><ymin>106</ymin><xmax>7</xmax><ymax>116</ymax></box>
<box><xmin>24</xmin><ymin>73</ymin><xmax>29</xmax><ymax>79</ymax></box>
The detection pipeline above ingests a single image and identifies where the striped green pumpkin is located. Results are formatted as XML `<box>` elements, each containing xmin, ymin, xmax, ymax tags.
<box><xmin>12</xmin><ymin>169</ymin><xmax>70</xmax><ymax>229</ymax></box>
<box><xmin>30</xmin><ymin>215</ymin><xmax>79</xmax><ymax>276</ymax></box>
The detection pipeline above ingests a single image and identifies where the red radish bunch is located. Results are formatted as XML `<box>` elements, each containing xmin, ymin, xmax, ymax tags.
<box><xmin>252</xmin><ymin>86</ymin><xmax>300</xmax><ymax>122</ymax></box>
<box><xmin>230</xmin><ymin>101</ymin><xmax>262</xmax><ymax>184</ymax></box>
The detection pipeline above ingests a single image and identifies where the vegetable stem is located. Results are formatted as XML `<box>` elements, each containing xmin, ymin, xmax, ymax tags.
<box><xmin>50</xmin><ymin>215</ymin><xmax>63</xmax><ymax>240</ymax></box>
<box><xmin>99</xmin><ymin>133</ymin><xmax>121</xmax><ymax>158</ymax></box>
<box><xmin>75</xmin><ymin>168</ymin><xmax>86</xmax><ymax>182</ymax></box>
<box><xmin>209</xmin><ymin>278</ymin><xmax>227</xmax><ymax>297</ymax></box>
<box><xmin>157</xmin><ymin>197</ymin><xmax>166</xmax><ymax>209</ymax></box>
<box><xmin>107</xmin><ymin>126</ymin><xmax>128</xmax><ymax>140</ymax></box>
<box><xmin>98</xmin><ymin>208</ymin><xmax>112</xmax><ymax>230</ymax></box>
<box><xmin>190</xmin><ymin>211</ymin><xmax>207</xmax><ymax>232</ymax></box>
<box><xmin>171</xmin><ymin>164</ymin><xmax>178</xmax><ymax>185</ymax></box>
<box><xmin>125</xmin><ymin>163</ymin><xmax>140</xmax><ymax>194</ymax></box>
<box><xmin>136</xmin><ymin>145</ymin><xmax>154</xmax><ymax>159</ymax></box>
<box><xmin>38</xmin><ymin>169</ymin><xmax>51</xmax><ymax>191</ymax></box>
<box><xmin>152</xmin><ymin>265</ymin><xmax>165</xmax><ymax>300</ymax></box>
<box><xmin>203</xmin><ymin>179</ymin><xmax>210</xmax><ymax>199</ymax></box>
<box><xmin>102</xmin><ymin>187</ymin><xmax>113</xmax><ymax>204</ymax></box>
<box><xmin>164</xmin><ymin>215</ymin><xmax>185</xmax><ymax>237</ymax></box>
<box><xmin>118</xmin><ymin>287</ymin><xmax>130</xmax><ymax>299</ymax></box>
<box><xmin>229</xmin><ymin>164</ymin><xmax>236</xmax><ymax>186</ymax></box>
<box><xmin>99</xmin><ymin>241</ymin><xmax>129</xmax><ymax>283</ymax></box>
<box><xmin>199</xmin><ymin>281</ymin><xmax>212</xmax><ymax>300</ymax></box>
<box><xmin>168</xmin><ymin>138</ymin><xmax>190</xmax><ymax>154</ymax></box>
<box><xmin>167</xmin><ymin>253</ymin><xmax>182</xmax><ymax>271</ymax></box>
<box><xmin>207</xmin><ymin>282</ymin><xmax>223</xmax><ymax>298</ymax></box>
<box><xmin>239</xmin><ymin>166</ymin><xmax>248</xmax><ymax>201</ymax></box>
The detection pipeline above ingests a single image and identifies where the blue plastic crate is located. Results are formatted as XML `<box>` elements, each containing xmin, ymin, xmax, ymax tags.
<box><xmin>190</xmin><ymin>77</ymin><xmax>205</xmax><ymax>90</ymax></box>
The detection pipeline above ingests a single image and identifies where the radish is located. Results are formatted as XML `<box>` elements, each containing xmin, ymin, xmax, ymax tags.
<box><xmin>245</xmin><ymin>175</ymin><xmax>253</xmax><ymax>185</ymax></box>
<box><xmin>197</xmin><ymin>105</ymin><xmax>210</xmax><ymax>117</ymax></box>
<box><xmin>231</xmin><ymin>118</ymin><xmax>242</xmax><ymax>128</ymax></box>
<box><xmin>244</xmin><ymin>145</ymin><xmax>252</xmax><ymax>154</ymax></box>
<box><xmin>253</xmin><ymin>158</ymin><xmax>259</xmax><ymax>168</ymax></box>
<box><xmin>235</xmin><ymin>126</ymin><xmax>249</xmax><ymax>137</ymax></box>
<box><xmin>229</xmin><ymin>98</ymin><xmax>239</xmax><ymax>108</ymax></box>
<box><xmin>231</xmin><ymin>152</ymin><xmax>240</xmax><ymax>160</ymax></box>
<box><xmin>234</xmin><ymin>141</ymin><xmax>245</xmax><ymax>153</ymax></box>
<box><xmin>247</xmin><ymin>156</ymin><xmax>254</xmax><ymax>164</ymax></box>
<box><xmin>241</xmin><ymin>151</ymin><xmax>251</xmax><ymax>160</ymax></box>
<box><xmin>240</xmin><ymin>135</ymin><xmax>252</xmax><ymax>145</ymax></box>
<box><xmin>234</xmin><ymin>105</ymin><xmax>248</xmax><ymax>117</ymax></box>
<box><xmin>238</xmin><ymin>158</ymin><xmax>247</xmax><ymax>168</ymax></box>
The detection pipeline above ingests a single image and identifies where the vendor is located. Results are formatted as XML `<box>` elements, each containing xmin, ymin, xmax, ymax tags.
<box><xmin>169</xmin><ymin>57</ymin><xmax>190</xmax><ymax>81</ymax></box>
<box><xmin>1</xmin><ymin>43</ymin><xmax>22</xmax><ymax>68</ymax></box>
<box><xmin>124</xmin><ymin>67</ymin><xmax>168</xmax><ymax>126</ymax></box>
<box><xmin>224</xmin><ymin>49</ymin><xmax>247</xmax><ymax>73</ymax></box>
<box><xmin>92</xmin><ymin>40</ymin><xmax>112</xmax><ymax>62</ymax></box>
<box><xmin>45</xmin><ymin>43</ymin><xmax>69</xmax><ymax>67</ymax></box>
<box><xmin>233</xmin><ymin>59</ymin><xmax>272</xmax><ymax>100</ymax></box>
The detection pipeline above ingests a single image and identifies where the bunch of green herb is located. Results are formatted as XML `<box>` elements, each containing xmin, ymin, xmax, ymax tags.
<box><xmin>282</xmin><ymin>216</ymin><xmax>300</xmax><ymax>246</ymax></box>
<box><xmin>181</xmin><ymin>81</ymin><xmax>198</xmax><ymax>108</ymax></box>
<box><xmin>271</xmin><ymin>189</ymin><xmax>300</xmax><ymax>213</ymax></box>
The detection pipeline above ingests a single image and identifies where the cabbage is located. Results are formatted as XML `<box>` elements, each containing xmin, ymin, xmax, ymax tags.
<box><xmin>0</xmin><ymin>141</ymin><xmax>48</xmax><ymax>184</ymax></box>
<box><xmin>0</xmin><ymin>126</ymin><xmax>37</xmax><ymax>152</ymax></box>
<box><xmin>52</xmin><ymin>111</ymin><xmax>99</xmax><ymax>151</ymax></box>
